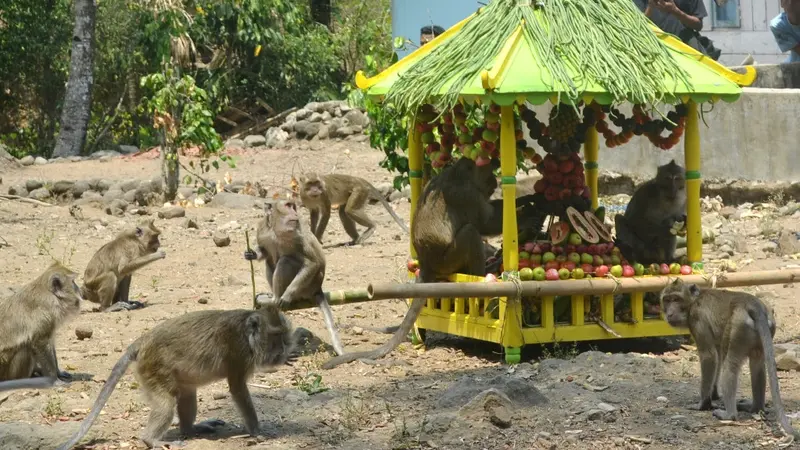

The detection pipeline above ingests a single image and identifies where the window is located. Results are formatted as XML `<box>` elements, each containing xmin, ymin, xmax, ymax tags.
<box><xmin>711</xmin><ymin>0</ymin><xmax>741</xmax><ymax>28</ymax></box>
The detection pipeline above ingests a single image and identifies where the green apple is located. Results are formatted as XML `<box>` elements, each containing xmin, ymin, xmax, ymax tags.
<box><xmin>611</xmin><ymin>254</ymin><xmax>621</xmax><ymax>266</ymax></box>
<box><xmin>633</xmin><ymin>263</ymin><xmax>645</xmax><ymax>276</ymax></box>
<box><xmin>530</xmin><ymin>254</ymin><xmax>543</xmax><ymax>264</ymax></box>
<box><xmin>558</xmin><ymin>268</ymin><xmax>571</xmax><ymax>280</ymax></box>
<box><xmin>581</xmin><ymin>253</ymin><xmax>594</xmax><ymax>265</ymax></box>
<box><xmin>568</xmin><ymin>252</ymin><xmax>581</xmax><ymax>264</ymax></box>
<box><xmin>572</xmin><ymin>268</ymin><xmax>585</xmax><ymax>279</ymax></box>
<box><xmin>568</xmin><ymin>232</ymin><xmax>583</xmax><ymax>246</ymax></box>
<box><xmin>610</xmin><ymin>265</ymin><xmax>623</xmax><ymax>277</ymax></box>
<box><xmin>532</xmin><ymin>266</ymin><xmax>546</xmax><ymax>281</ymax></box>
<box><xmin>542</xmin><ymin>252</ymin><xmax>556</xmax><ymax>263</ymax></box>
<box><xmin>519</xmin><ymin>251</ymin><xmax>530</xmax><ymax>260</ymax></box>
<box><xmin>520</xmin><ymin>267</ymin><xmax>534</xmax><ymax>281</ymax></box>
<box><xmin>669</xmin><ymin>262</ymin><xmax>681</xmax><ymax>274</ymax></box>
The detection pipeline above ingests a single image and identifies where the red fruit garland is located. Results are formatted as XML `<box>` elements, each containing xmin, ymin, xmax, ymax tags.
<box><xmin>592</xmin><ymin>103</ymin><xmax>688</xmax><ymax>150</ymax></box>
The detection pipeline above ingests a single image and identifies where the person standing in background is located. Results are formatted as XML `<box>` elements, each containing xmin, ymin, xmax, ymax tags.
<box><xmin>420</xmin><ymin>25</ymin><xmax>445</xmax><ymax>46</ymax></box>
<box><xmin>633</xmin><ymin>0</ymin><xmax>721</xmax><ymax>60</ymax></box>
<box><xmin>770</xmin><ymin>0</ymin><xmax>800</xmax><ymax>63</ymax></box>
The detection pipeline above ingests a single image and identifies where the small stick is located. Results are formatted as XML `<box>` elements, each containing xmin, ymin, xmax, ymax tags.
<box><xmin>0</xmin><ymin>195</ymin><xmax>54</xmax><ymax>207</ymax></box>
<box><xmin>244</xmin><ymin>230</ymin><xmax>257</xmax><ymax>310</ymax></box>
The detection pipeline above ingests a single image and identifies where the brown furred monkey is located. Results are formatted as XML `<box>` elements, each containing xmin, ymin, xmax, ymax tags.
<box><xmin>244</xmin><ymin>199</ymin><xmax>345</xmax><ymax>356</ymax></box>
<box><xmin>53</xmin><ymin>301</ymin><xmax>297</xmax><ymax>450</ymax></box>
<box><xmin>82</xmin><ymin>219</ymin><xmax>166</xmax><ymax>312</ymax></box>
<box><xmin>321</xmin><ymin>157</ymin><xmax>542</xmax><ymax>369</ymax></box>
<box><xmin>660</xmin><ymin>279</ymin><xmax>797</xmax><ymax>442</ymax></box>
<box><xmin>0</xmin><ymin>262</ymin><xmax>82</xmax><ymax>388</ymax></box>
<box><xmin>298</xmin><ymin>173</ymin><xmax>409</xmax><ymax>245</ymax></box>
<box><xmin>614</xmin><ymin>159</ymin><xmax>686</xmax><ymax>265</ymax></box>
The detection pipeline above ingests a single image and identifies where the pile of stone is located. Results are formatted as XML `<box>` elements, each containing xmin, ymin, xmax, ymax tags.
<box><xmin>225</xmin><ymin>100</ymin><xmax>370</xmax><ymax>150</ymax></box>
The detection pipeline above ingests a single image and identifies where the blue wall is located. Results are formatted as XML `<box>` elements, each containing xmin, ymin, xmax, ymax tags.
<box><xmin>391</xmin><ymin>0</ymin><xmax>483</xmax><ymax>60</ymax></box>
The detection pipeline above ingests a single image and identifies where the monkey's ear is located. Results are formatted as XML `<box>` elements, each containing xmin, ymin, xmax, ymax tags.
<box><xmin>688</xmin><ymin>284</ymin><xmax>701</xmax><ymax>297</ymax></box>
<box><xmin>49</xmin><ymin>273</ymin><xmax>65</xmax><ymax>294</ymax></box>
<box><xmin>135</xmin><ymin>227</ymin><xmax>144</xmax><ymax>237</ymax></box>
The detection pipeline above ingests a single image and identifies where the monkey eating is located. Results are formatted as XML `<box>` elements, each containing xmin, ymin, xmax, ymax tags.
<box><xmin>321</xmin><ymin>157</ymin><xmax>544</xmax><ymax>369</ymax></box>
<box><xmin>615</xmin><ymin>159</ymin><xmax>687</xmax><ymax>266</ymax></box>
<box><xmin>53</xmin><ymin>300</ymin><xmax>296</xmax><ymax>450</ymax></box>
<box><xmin>81</xmin><ymin>219</ymin><xmax>166</xmax><ymax>312</ymax></box>
<box><xmin>297</xmin><ymin>173</ymin><xmax>409</xmax><ymax>246</ymax></box>
<box><xmin>244</xmin><ymin>199</ymin><xmax>345</xmax><ymax>356</ymax></box>
<box><xmin>0</xmin><ymin>262</ymin><xmax>82</xmax><ymax>390</ymax></box>
<box><xmin>660</xmin><ymin>278</ymin><xmax>797</xmax><ymax>441</ymax></box>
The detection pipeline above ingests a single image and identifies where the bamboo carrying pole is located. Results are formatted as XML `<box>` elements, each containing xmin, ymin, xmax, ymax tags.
<box><xmin>278</xmin><ymin>269</ymin><xmax>800</xmax><ymax>311</ymax></box>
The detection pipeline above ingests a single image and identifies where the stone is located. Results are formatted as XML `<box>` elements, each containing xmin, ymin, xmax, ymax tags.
<box><xmin>321</xmin><ymin>111</ymin><xmax>332</xmax><ymax>121</ymax></box>
<box><xmin>96</xmin><ymin>179</ymin><xmax>113</xmax><ymax>192</ymax></box>
<box><xmin>213</xmin><ymin>231</ymin><xmax>231</xmax><ymax>247</ymax></box>
<box><xmin>120</xmin><ymin>179</ymin><xmax>140</xmax><ymax>192</ymax></box>
<box><xmin>102</xmin><ymin>189</ymin><xmax>124</xmax><ymax>204</ymax></box>
<box><xmin>90</xmin><ymin>150</ymin><xmax>122</xmax><ymax>160</ymax></box>
<box><xmin>718</xmin><ymin>244</ymin><xmax>734</xmax><ymax>256</ymax></box>
<box><xmin>68</xmin><ymin>156</ymin><xmax>84</xmax><ymax>163</ymax></box>
<box><xmin>75</xmin><ymin>327</ymin><xmax>93</xmax><ymax>340</ymax></box>
<box><xmin>19</xmin><ymin>155</ymin><xmax>35</xmax><ymax>166</ymax></box>
<box><xmin>158</xmin><ymin>206</ymin><xmax>186</xmax><ymax>219</ymax></box>
<box><xmin>295</xmin><ymin>108</ymin><xmax>312</xmax><ymax>120</ymax></box>
<box><xmin>224</xmin><ymin>138</ymin><xmax>246</xmax><ymax>149</ymax></box>
<box><xmin>123</xmin><ymin>190</ymin><xmax>137</xmax><ymax>203</ymax></box>
<box><xmin>197</xmin><ymin>297</ymin><xmax>209</xmax><ymax>305</ymax></box>
<box><xmin>150</xmin><ymin>177</ymin><xmax>163</xmax><ymax>194</ymax></box>
<box><xmin>351</xmin><ymin>124</ymin><xmax>363</xmax><ymax>134</ymax></box>
<box><xmin>135</xmin><ymin>181</ymin><xmax>155</xmax><ymax>206</ymax></box>
<box><xmin>762</xmin><ymin>241</ymin><xmax>778</xmax><ymax>253</ymax></box>
<box><xmin>776</xmin><ymin>230</ymin><xmax>800</xmax><ymax>256</ymax></box>
<box><xmin>182</xmin><ymin>218</ymin><xmax>198</xmax><ymax>229</ymax></box>
<box><xmin>7</xmin><ymin>185</ymin><xmax>26</xmax><ymax>196</ymax></box>
<box><xmin>27</xmin><ymin>187</ymin><xmax>51</xmax><ymax>200</ymax></box>
<box><xmin>336</xmin><ymin>126</ymin><xmax>355</xmax><ymax>136</ymax></box>
<box><xmin>98</xmin><ymin>155</ymin><xmax>112</xmax><ymax>163</ymax></box>
<box><xmin>350</xmin><ymin>134</ymin><xmax>368</xmax><ymax>143</ymax></box>
<box><xmin>457</xmin><ymin>388</ymin><xmax>514</xmax><ymax>429</ymax></box>
<box><xmin>293</xmin><ymin>120</ymin><xmax>321</xmax><ymax>139</ymax></box>
<box><xmin>351</xmin><ymin>326</ymin><xmax>364</xmax><ymax>335</ymax></box>
<box><xmin>244</xmin><ymin>134</ymin><xmax>267</xmax><ymax>147</ymax></box>
<box><xmin>178</xmin><ymin>187</ymin><xmax>195</xmax><ymax>199</ymax></box>
<box><xmin>72</xmin><ymin>180</ymin><xmax>90</xmax><ymax>198</ymax></box>
<box><xmin>344</xmin><ymin>109</ymin><xmax>369</xmax><ymax>128</ymax></box>
<box><xmin>208</xmin><ymin>191</ymin><xmax>266</xmax><ymax>210</ymax></box>
<box><xmin>309</xmin><ymin>112</ymin><xmax>324</xmax><ymax>123</ymax></box>
<box><xmin>33</xmin><ymin>156</ymin><xmax>48</xmax><ymax>165</ymax></box>
<box><xmin>316</xmin><ymin>124</ymin><xmax>330</xmax><ymax>140</ymax></box>
<box><xmin>110</xmin><ymin>199</ymin><xmax>128</xmax><ymax>212</ymax></box>
<box><xmin>25</xmin><ymin>180</ymin><xmax>44</xmax><ymax>191</ymax></box>
<box><xmin>49</xmin><ymin>180</ymin><xmax>73</xmax><ymax>196</ymax></box>
<box><xmin>265</xmin><ymin>127</ymin><xmax>289</xmax><ymax>148</ymax></box>
<box><xmin>118</xmin><ymin>145</ymin><xmax>139</xmax><ymax>155</ymax></box>
<box><xmin>719</xmin><ymin>206</ymin><xmax>737</xmax><ymax>219</ymax></box>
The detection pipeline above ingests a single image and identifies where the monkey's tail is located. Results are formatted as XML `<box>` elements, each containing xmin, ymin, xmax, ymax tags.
<box><xmin>370</xmin><ymin>186</ymin><xmax>410</xmax><ymax>234</ymax></box>
<box><xmin>0</xmin><ymin>376</ymin><xmax>60</xmax><ymax>392</ymax></box>
<box><xmin>320</xmin><ymin>297</ymin><xmax>426</xmax><ymax>370</ymax></box>
<box><xmin>56</xmin><ymin>344</ymin><xmax>139</xmax><ymax>450</ymax></box>
<box><xmin>754</xmin><ymin>306</ymin><xmax>798</xmax><ymax>441</ymax></box>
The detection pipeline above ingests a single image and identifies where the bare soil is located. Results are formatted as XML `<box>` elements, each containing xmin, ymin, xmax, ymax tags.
<box><xmin>1</xmin><ymin>141</ymin><xmax>799</xmax><ymax>450</ymax></box>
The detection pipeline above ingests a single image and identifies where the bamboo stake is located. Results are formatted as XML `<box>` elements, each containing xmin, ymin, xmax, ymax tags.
<box><xmin>278</xmin><ymin>269</ymin><xmax>800</xmax><ymax>312</ymax></box>
<box><xmin>244</xmin><ymin>230</ymin><xmax>257</xmax><ymax>310</ymax></box>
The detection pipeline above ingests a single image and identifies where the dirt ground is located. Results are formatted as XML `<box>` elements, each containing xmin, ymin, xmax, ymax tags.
<box><xmin>1</xmin><ymin>141</ymin><xmax>799</xmax><ymax>450</ymax></box>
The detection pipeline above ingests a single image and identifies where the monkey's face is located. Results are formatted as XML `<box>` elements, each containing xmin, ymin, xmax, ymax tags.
<box><xmin>136</xmin><ymin>226</ymin><xmax>162</xmax><ymax>252</ymax></box>
<box><xmin>656</xmin><ymin>161</ymin><xmax>686</xmax><ymax>200</ymax></box>
<box><xmin>302</xmin><ymin>179</ymin><xmax>325</xmax><ymax>199</ymax></box>
<box><xmin>50</xmin><ymin>270</ymin><xmax>84</xmax><ymax>314</ymax></box>
<box><xmin>267</xmin><ymin>200</ymin><xmax>300</xmax><ymax>230</ymax></box>
<box><xmin>660</xmin><ymin>280</ymin><xmax>699</xmax><ymax>328</ymax></box>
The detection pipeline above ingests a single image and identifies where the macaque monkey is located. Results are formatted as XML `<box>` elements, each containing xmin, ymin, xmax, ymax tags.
<box><xmin>244</xmin><ymin>199</ymin><xmax>345</xmax><ymax>356</ymax></box>
<box><xmin>0</xmin><ymin>262</ymin><xmax>82</xmax><ymax>389</ymax></box>
<box><xmin>615</xmin><ymin>160</ymin><xmax>687</xmax><ymax>265</ymax></box>
<box><xmin>322</xmin><ymin>157</ymin><xmax>543</xmax><ymax>369</ymax></box>
<box><xmin>82</xmin><ymin>219</ymin><xmax>166</xmax><ymax>312</ymax></box>
<box><xmin>54</xmin><ymin>301</ymin><xmax>296</xmax><ymax>450</ymax></box>
<box><xmin>660</xmin><ymin>279</ymin><xmax>797</xmax><ymax>440</ymax></box>
<box><xmin>297</xmin><ymin>173</ymin><xmax>409</xmax><ymax>245</ymax></box>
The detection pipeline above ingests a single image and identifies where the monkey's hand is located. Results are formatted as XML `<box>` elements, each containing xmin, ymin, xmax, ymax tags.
<box><xmin>244</xmin><ymin>249</ymin><xmax>259</xmax><ymax>261</ymax></box>
<box><xmin>156</xmin><ymin>249</ymin><xmax>167</xmax><ymax>259</ymax></box>
<box><xmin>277</xmin><ymin>292</ymin><xmax>294</xmax><ymax>309</ymax></box>
<box><xmin>670</xmin><ymin>219</ymin><xmax>687</xmax><ymax>236</ymax></box>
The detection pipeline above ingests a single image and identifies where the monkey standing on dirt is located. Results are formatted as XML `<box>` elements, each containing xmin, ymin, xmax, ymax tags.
<box><xmin>244</xmin><ymin>199</ymin><xmax>346</xmax><ymax>356</ymax></box>
<box><xmin>614</xmin><ymin>159</ymin><xmax>687</xmax><ymax>265</ymax></box>
<box><xmin>321</xmin><ymin>157</ymin><xmax>544</xmax><ymax>369</ymax></box>
<box><xmin>51</xmin><ymin>300</ymin><xmax>297</xmax><ymax>450</ymax></box>
<box><xmin>660</xmin><ymin>278</ymin><xmax>797</xmax><ymax>441</ymax></box>
<box><xmin>81</xmin><ymin>219</ymin><xmax>166</xmax><ymax>312</ymax></box>
<box><xmin>298</xmin><ymin>173</ymin><xmax>409</xmax><ymax>245</ymax></box>
<box><xmin>0</xmin><ymin>262</ymin><xmax>82</xmax><ymax>390</ymax></box>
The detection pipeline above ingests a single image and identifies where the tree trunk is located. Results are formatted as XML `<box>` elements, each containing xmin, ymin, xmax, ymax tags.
<box><xmin>52</xmin><ymin>0</ymin><xmax>97</xmax><ymax>158</ymax></box>
<box><xmin>160</xmin><ymin>131</ymin><xmax>180</xmax><ymax>202</ymax></box>
<box><xmin>310</xmin><ymin>0</ymin><xmax>331</xmax><ymax>29</ymax></box>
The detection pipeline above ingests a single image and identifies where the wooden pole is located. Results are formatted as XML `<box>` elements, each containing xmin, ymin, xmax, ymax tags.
<box><xmin>408</xmin><ymin>120</ymin><xmax>422</xmax><ymax>259</ymax></box>
<box><xmin>278</xmin><ymin>269</ymin><xmax>800</xmax><ymax>311</ymax></box>
<box><xmin>684</xmin><ymin>100</ymin><xmax>703</xmax><ymax>269</ymax></box>
<box><xmin>584</xmin><ymin>125</ymin><xmax>599</xmax><ymax>211</ymax></box>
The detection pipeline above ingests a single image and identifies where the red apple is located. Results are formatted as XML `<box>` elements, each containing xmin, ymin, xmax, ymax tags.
<box><xmin>595</xmin><ymin>265</ymin><xmax>609</xmax><ymax>277</ymax></box>
<box><xmin>680</xmin><ymin>265</ymin><xmax>693</xmax><ymax>275</ymax></box>
<box><xmin>561</xmin><ymin>261</ymin><xmax>576</xmax><ymax>272</ymax></box>
<box><xmin>581</xmin><ymin>263</ymin><xmax>594</xmax><ymax>274</ymax></box>
<box><xmin>660</xmin><ymin>263</ymin><xmax>671</xmax><ymax>275</ymax></box>
<box><xmin>622</xmin><ymin>265</ymin><xmax>635</xmax><ymax>277</ymax></box>
<box><xmin>545</xmin><ymin>268</ymin><xmax>560</xmax><ymax>281</ymax></box>
<box><xmin>523</xmin><ymin>241</ymin><xmax>535</xmax><ymax>253</ymax></box>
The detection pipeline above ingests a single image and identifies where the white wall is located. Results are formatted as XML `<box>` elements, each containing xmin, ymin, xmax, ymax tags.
<box><xmin>701</xmin><ymin>0</ymin><xmax>788</xmax><ymax>65</ymax></box>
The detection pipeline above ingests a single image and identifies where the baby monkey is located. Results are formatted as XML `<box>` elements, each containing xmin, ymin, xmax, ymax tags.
<box><xmin>660</xmin><ymin>279</ymin><xmax>797</xmax><ymax>441</ymax></box>
<box><xmin>55</xmin><ymin>300</ymin><xmax>296</xmax><ymax>450</ymax></box>
<box><xmin>298</xmin><ymin>173</ymin><xmax>409</xmax><ymax>245</ymax></box>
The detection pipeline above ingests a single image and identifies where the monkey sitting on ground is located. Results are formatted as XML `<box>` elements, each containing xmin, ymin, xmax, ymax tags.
<box><xmin>244</xmin><ymin>199</ymin><xmax>345</xmax><ymax>356</ymax></box>
<box><xmin>51</xmin><ymin>299</ymin><xmax>297</xmax><ymax>450</ymax></box>
<box><xmin>0</xmin><ymin>262</ymin><xmax>82</xmax><ymax>389</ymax></box>
<box><xmin>660</xmin><ymin>278</ymin><xmax>797</xmax><ymax>441</ymax></box>
<box><xmin>297</xmin><ymin>173</ymin><xmax>409</xmax><ymax>246</ymax></box>
<box><xmin>81</xmin><ymin>219</ymin><xmax>166</xmax><ymax>312</ymax></box>
<box><xmin>321</xmin><ymin>157</ymin><xmax>544</xmax><ymax>369</ymax></box>
<box><xmin>615</xmin><ymin>159</ymin><xmax>687</xmax><ymax>266</ymax></box>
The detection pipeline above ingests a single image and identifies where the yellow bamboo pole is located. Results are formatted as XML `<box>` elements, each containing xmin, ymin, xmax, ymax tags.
<box><xmin>683</xmin><ymin>101</ymin><xmax>703</xmax><ymax>269</ymax></box>
<box><xmin>499</xmin><ymin>104</ymin><xmax>523</xmax><ymax>363</ymax></box>
<box><xmin>408</xmin><ymin>123</ymin><xmax>422</xmax><ymax>259</ymax></box>
<box><xmin>584</xmin><ymin>126</ymin><xmax>599</xmax><ymax>210</ymax></box>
